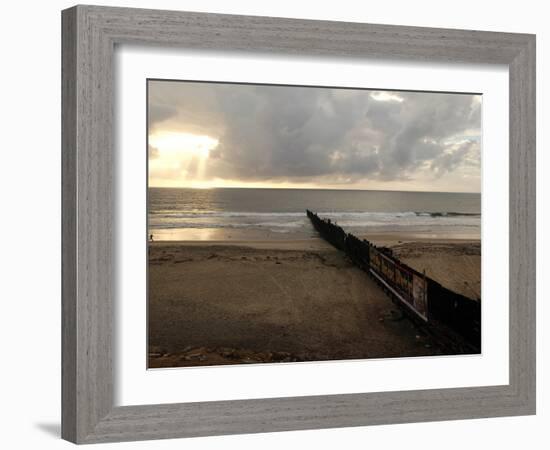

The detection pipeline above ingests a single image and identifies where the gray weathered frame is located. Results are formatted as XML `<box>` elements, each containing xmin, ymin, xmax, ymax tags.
<box><xmin>61</xmin><ymin>4</ymin><xmax>536</xmax><ymax>444</ymax></box>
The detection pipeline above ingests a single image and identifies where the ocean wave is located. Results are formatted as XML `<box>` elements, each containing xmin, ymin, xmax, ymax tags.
<box><xmin>151</xmin><ymin>211</ymin><xmax>306</xmax><ymax>220</ymax></box>
<box><xmin>147</xmin><ymin>221</ymin><xmax>307</xmax><ymax>230</ymax></box>
<box><xmin>150</xmin><ymin>210</ymin><xmax>480</xmax><ymax>219</ymax></box>
<box><xmin>148</xmin><ymin>210</ymin><xmax>480</xmax><ymax>231</ymax></box>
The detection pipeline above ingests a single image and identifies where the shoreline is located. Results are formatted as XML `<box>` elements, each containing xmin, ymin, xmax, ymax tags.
<box><xmin>149</xmin><ymin>234</ymin><xmax>480</xmax><ymax>250</ymax></box>
<box><xmin>148</xmin><ymin>225</ymin><xmax>480</xmax><ymax>243</ymax></box>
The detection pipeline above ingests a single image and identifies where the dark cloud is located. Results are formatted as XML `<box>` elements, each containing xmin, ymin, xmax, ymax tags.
<box><xmin>148</xmin><ymin>81</ymin><xmax>481</xmax><ymax>189</ymax></box>
<box><xmin>430</xmin><ymin>140</ymin><xmax>480</xmax><ymax>178</ymax></box>
<box><xmin>148</xmin><ymin>103</ymin><xmax>178</xmax><ymax>127</ymax></box>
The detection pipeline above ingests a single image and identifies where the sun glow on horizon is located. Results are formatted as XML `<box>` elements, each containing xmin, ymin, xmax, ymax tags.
<box><xmin>147</xmin><ymin>177</ymin><xmax>480</xmax><ymax>194</ymax></box>
<box><xmin>148</xmin><ymin>131</ymin><xmax>219</xmax><ymax>186</ymax></box>
<box><xmin>147</xmin><ymin>124</ymin><xmax>480</xmax><ymax>193</ymax></box>
<box><xmin>149</xmin><ymin>131</ymin><xmax>218</xmax><ymax>158</ymax></box>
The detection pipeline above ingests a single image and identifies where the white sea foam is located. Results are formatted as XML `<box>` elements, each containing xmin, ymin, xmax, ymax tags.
<box><xmin>148</xmin><ymin>210</ymin><xmax>480</xmax><ymax>233</ymax></box>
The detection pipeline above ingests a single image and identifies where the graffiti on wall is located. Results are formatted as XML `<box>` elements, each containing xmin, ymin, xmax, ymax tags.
<box><xmin>306</xmin><ymin>210</ymin><xmax>480</xmax><ymax>349</ymax></box>
<box><xmin>369</xmin><ymin>247</ymin><xmax>428</xmax><ymax>321</ymax></box>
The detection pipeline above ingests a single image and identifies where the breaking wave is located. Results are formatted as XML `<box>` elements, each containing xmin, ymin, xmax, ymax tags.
<box><xmin>149</xmin><ymin>210</ymin><xmax>480</xmax><ymax>232</ymax></box>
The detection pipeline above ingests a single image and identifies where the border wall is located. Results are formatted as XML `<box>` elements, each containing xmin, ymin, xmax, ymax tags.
<box><xmin>306</xmin><ymin>210</ymin><xmax>481</xmax><ymax>353</ymax></box>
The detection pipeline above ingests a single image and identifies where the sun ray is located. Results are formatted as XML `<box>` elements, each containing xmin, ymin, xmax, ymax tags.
<box><xmin>148</xmin><ymin>131</ymin><xmax>218</xmax><ymax>186</ymax></box>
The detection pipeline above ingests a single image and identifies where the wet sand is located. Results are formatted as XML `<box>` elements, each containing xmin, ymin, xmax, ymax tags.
<box><xmin>148</xmin><ymin>238</ymin><xmax>480</xmax><ymax>368</ymax></box>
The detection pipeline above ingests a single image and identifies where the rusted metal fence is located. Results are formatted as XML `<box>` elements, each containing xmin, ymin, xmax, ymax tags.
<box><xmin>306</xmin><ymin>209</ymin><xmax>481</xmax><ymax>352</ymax></box>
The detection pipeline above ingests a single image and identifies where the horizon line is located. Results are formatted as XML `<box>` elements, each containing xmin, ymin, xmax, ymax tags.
<box><xmin>147</xmin><ymin>185</ymin><xmax>481</xmax><ymax>195</ymax></box>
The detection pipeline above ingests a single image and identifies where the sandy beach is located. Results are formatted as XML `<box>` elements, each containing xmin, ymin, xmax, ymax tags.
<box><xmin>148</xmin><ymin>236</ymin><xmax>480</xmax><ymax>368</ymax></box>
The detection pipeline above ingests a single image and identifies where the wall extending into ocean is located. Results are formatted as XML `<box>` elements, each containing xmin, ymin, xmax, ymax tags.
<box><xmin>306</xmin><ymin>210</ymin><xmax>481</xmax><ymax>353</ymax></box>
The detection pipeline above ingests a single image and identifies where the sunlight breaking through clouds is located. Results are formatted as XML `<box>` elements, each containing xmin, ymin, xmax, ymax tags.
<box><xmin>147</xmin><ymin>81</ymin><xmax>481</xmax><ymax>192</ymax></box>
<box><xmin>370</xmin><ymin>91</ymin><xmax>405</xmax><ymax>102</ymax></box>
<box><xmin>148</xmin><ymin>132</ymin><xmax>219</xmax><ymax>186</ymax></box>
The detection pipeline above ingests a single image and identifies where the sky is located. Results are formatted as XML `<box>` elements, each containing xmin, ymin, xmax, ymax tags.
<box><xmin>148</xmin><ymin>80</ymin><xmax>481</xmax><ymax>193</ymax></box>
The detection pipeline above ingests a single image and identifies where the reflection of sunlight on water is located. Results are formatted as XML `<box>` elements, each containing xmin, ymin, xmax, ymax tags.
<box><xmin>149</xmin><ymin>224</ymin><xmax>480</xmax><ymax>242</ymax></box>
<box><xmin>149</xmin><ymin>227</ymin><xmax>313</xmax><ymax>242</ymax></box>
<box><xmin>151</xmin><ymin>228</ymin><xmax>227</xmax><ymax>241</ymax></box>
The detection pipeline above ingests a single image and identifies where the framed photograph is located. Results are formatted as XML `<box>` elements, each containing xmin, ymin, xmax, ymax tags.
<box><xmin>62</xmin><ymin>5</ymin><xmax>536</xmax><ymax>444</ymax></box>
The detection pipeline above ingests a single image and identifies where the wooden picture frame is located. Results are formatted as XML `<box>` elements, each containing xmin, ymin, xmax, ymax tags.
<box><xmin>61</xmin><ymin>5</ymin><xmax>536</xmax><ymax>444</ymax></box>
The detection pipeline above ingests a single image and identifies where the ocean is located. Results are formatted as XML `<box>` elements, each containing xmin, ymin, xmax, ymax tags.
<box><xmin>148</xmin><ymin>187</ymin><xmax>481</xmax><ymax>241</ymax></box>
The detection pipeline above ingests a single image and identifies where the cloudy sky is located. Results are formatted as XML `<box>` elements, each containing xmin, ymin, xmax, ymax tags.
<box><xmin>148</xmin><ymin>80</ymin><xmax>481</xmax><ymax>193</ymax></box>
